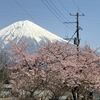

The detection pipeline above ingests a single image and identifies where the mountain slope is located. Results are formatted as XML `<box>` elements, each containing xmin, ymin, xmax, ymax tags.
<box><xmin>0</xmin><ymin>20</ymin><xmax>67</xmax><ymax>54</ymax></box>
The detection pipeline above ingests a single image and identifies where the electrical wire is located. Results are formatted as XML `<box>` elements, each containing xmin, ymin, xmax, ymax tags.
<box><xmin>58</xmin><ymin>0</ymin><xmax>70</xmax><ymax>14</ymax></box>
<box><xmin>15</xmin><ymin>0</ymin><xmax>39</xmax><ymax>25</ymax></box>
<box><xmin>50</xmin><ymin>0</ymin><xmax>75</xmax><ymax>29</ymax></box>
<box><xmin>42</xmin><ymin>0</ymin><xmax>75</xmax><ymax>31</ymax></box>
<box><xmin>42</xmin><ymin>0</ymin><xmax>63</xmax><ymax>23</ymax></box>
<box><xmin>58</xmin><ymin>0</ymin><xmax>77</xmax><ymax>19</ymax></box>
<box><xmin>46</xmin><ymin>0</ymin><xmax>65</xmax><ymax>22</ymax></box>
<box><xmin>71</xmin><ymin>0</ymin><xmax>83</xmax><ymax>14</ymax></box>
<box><xmin>50</xmin><ymin>0</ymin><xmax>67</xmax><ymax>21</ymax></box>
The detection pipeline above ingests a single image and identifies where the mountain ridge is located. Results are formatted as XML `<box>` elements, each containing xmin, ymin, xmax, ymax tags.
<box><xmin>0</xmin><ymin>20</ymin><xmax>67</xmax><ymax>54</ymax></box>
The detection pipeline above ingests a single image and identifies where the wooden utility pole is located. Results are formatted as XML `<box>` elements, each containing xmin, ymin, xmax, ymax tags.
<box><xmin>64</xmin><ymin>12</ymin><xmax>84</xmax><ymax>100</ymax></box>
<box><xmin>64</xmin><ymin>12</ymin><xmax>84</xmax><ymax>51</ymax></box>
<box><xmin>70</xmin><ymin>12</ymin><xmax>84</xmax><ymax>50</ymax></box>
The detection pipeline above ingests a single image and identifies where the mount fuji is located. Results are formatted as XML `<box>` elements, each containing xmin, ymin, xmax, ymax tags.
<box><xmin>0</xmin><ymin>20</ymin><xmax>67</xmax><ymax>54</ymax></box>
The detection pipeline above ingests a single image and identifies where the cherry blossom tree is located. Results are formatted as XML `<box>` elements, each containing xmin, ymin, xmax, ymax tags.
<box><xmin>8</xmin><ymin>41</ymin><xmax>48</xmax><ymax>98</ymax></box>
<box><xmin>38</xmin><ymin>42</ymin><xmax>100</xmax><ymax>100</ymax></box>
<box><xmin>8</xmin><ymin>41</ymin><xmax>100</xmax><ymax>100</ymax></box>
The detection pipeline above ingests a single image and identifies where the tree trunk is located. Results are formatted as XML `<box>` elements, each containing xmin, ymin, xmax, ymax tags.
<box><xmin>89</xmin><ymin>92</ymin><xmax>93</xmax><ymax>100</ymax></box>
<box><xmin>71</xmin><ymin>87</ymin><xmax>80</xmax><ymax>100</ymax></box>
<box><xmin>71</xmin><ymin>88</ymin><xmax>77</xmax><ymax>100</ymax></box>
<box><xmin>83</xmin><ymin>91</ymin><xmax>93</xmax><ymax>100</ymax></box>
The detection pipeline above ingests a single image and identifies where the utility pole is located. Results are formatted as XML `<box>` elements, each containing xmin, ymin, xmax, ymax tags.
<box><xmin>64</xmin><ymin>12</ymin><xmax>84</xmax><ymax>51</ymax></box>
<box><xmin>64</xmin><ymin>12</ymin><xmax>84</xmax><ymax>100</ymax></box>
<box><xmin>71</xmin><ymin>13</ymin><xmax>84</xmax><ymax>50</ymax></box>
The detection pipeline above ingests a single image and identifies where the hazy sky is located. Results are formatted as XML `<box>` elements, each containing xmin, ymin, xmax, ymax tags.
<box><xmin>0</xmin><ymin>0</ymin><xmax>100</xmax><ymax>50</ymax></box>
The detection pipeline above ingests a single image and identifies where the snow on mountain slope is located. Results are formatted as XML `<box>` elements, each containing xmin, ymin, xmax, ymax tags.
<box><xmin>0</xmin><ymin>20</ymin><xmax>67</xmax><ymax>54</ymax></box>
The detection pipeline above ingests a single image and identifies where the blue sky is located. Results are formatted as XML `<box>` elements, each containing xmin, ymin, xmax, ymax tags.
<box><xmin>0</xmin><ymin>0</ymin><xmax>100</xmax><ymax>50</ymax></box>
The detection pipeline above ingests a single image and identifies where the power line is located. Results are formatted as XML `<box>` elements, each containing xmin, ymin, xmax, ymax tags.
<box><xmin>50</xmin><ymin>0</ymin><xmax>67</xmax><ymax>21</ymax></box>
<box><xmin>58</xmin><ymin>0</ymin><xmax>77</xmax><ymax>24</ymax></box>
<box><xmin>14</xmin><ymin>0</ymin><xmax>39</xmax><ymax>24</ymax></box>
<box><xmin>71</xmin><ymin>0</ymin><xmax>83</xmax><ymax>14</ymax></box>
<box><xmin>46</xmin><ymin>0</ymin><xmax>65</xmax><ymax>22</ymax></box>
<box><xmin>42</xmin><ymin>0</ymin><xmax>63</xmax><ymax>23</ymax></box>
<box><xmin>50</xmin><ymin>0</ymin><xmax>75</xmax><ymax>29</ymax></box>
<box><xmin>58</xmin><ymin>0</ymin><xmax>70</xmax><ymax>14</ymax></box>
<box><xmin>42</xmin><ymin>0</ymin><xmax>75</xmax><ymax>31</ymax></box>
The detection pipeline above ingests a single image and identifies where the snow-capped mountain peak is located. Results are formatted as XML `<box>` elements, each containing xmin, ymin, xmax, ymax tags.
<box><xmin>0</xmin><ymin>20</ymin><xmax>67</xmax><ymax>53</ymax></box>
